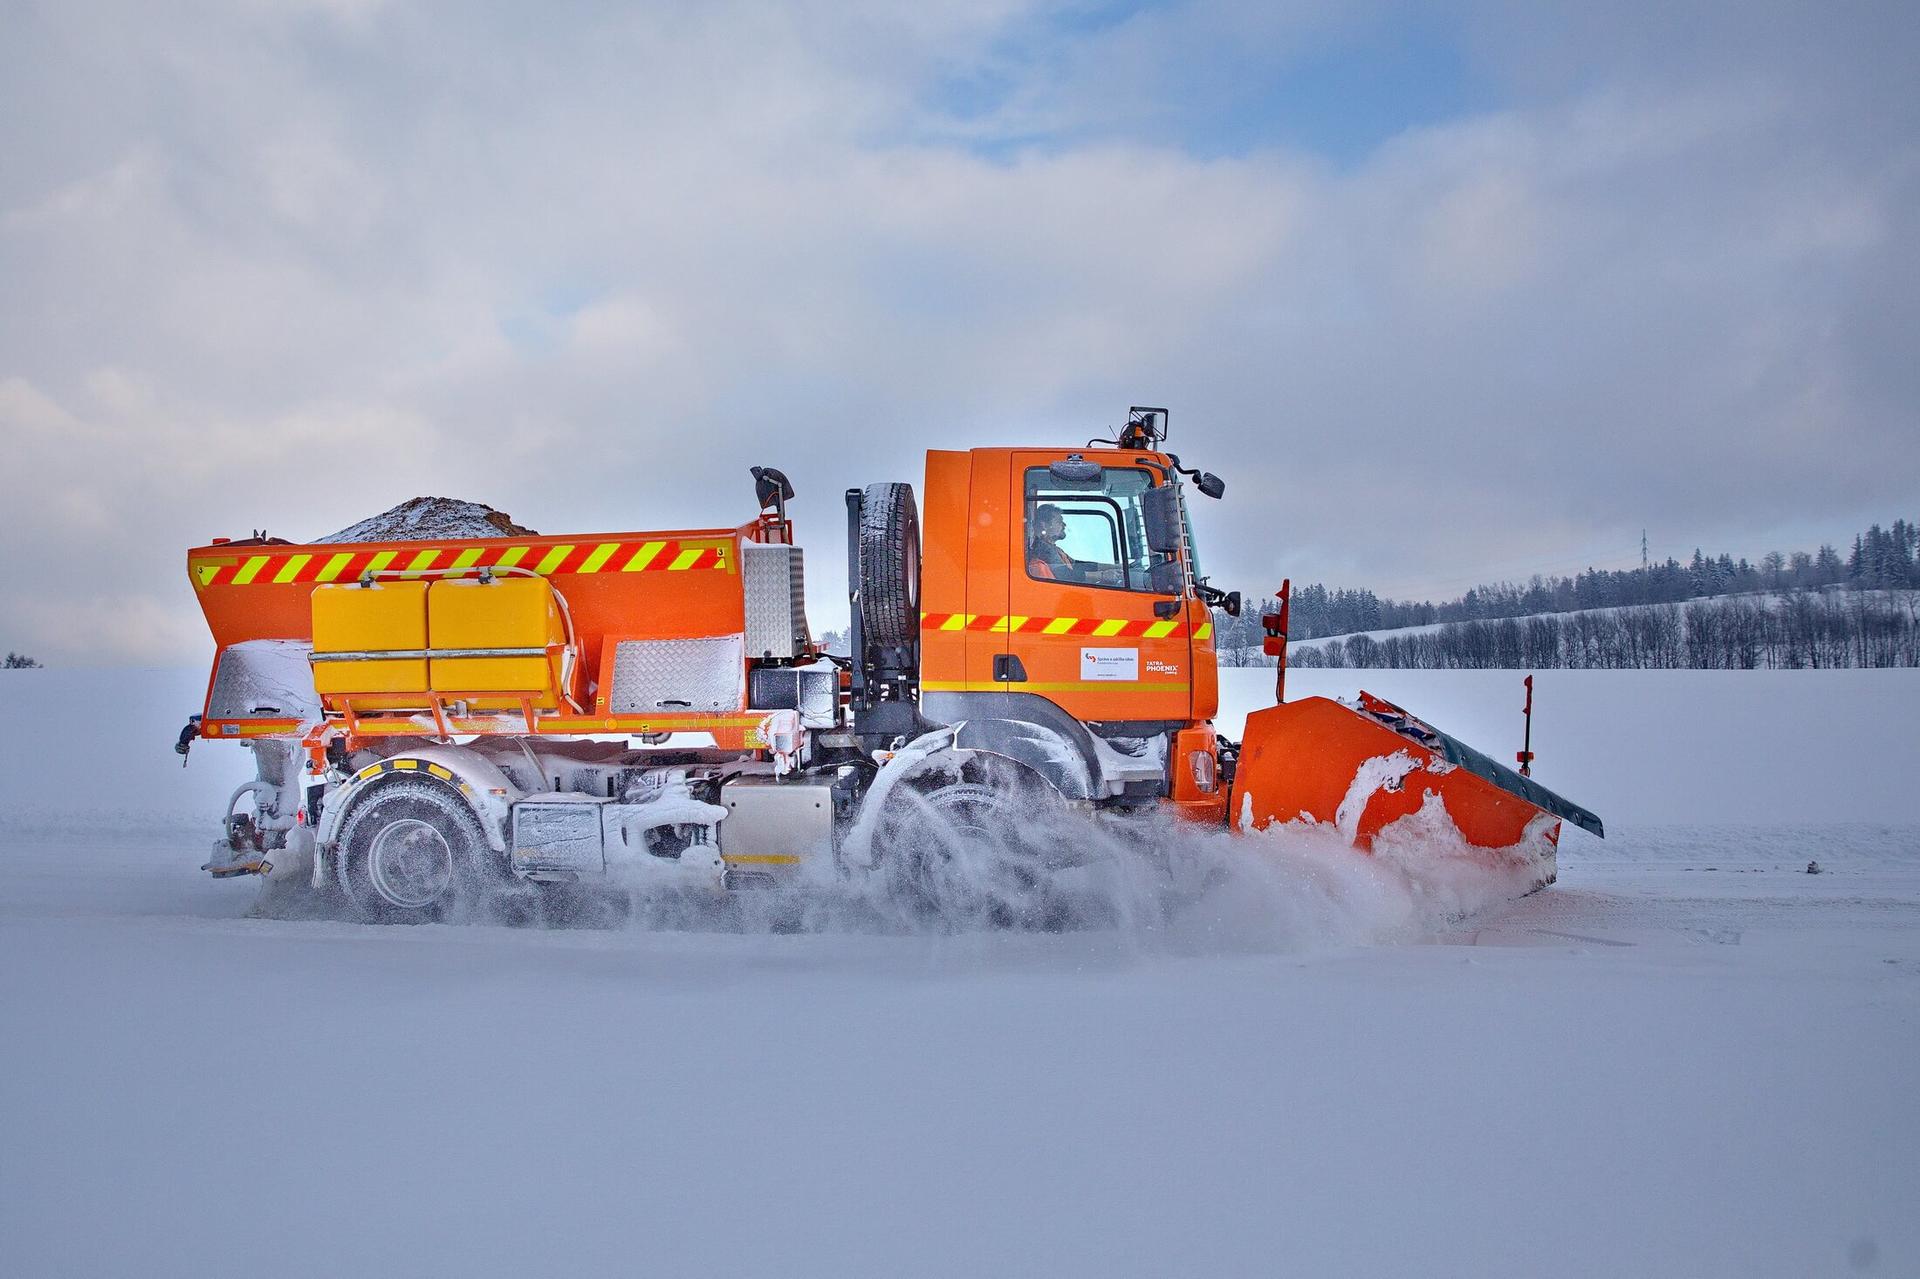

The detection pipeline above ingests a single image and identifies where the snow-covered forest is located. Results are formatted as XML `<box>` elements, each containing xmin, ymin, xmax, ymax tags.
<box><xmin>1285</xmin><ymin>593</ymin><xmax>1920</xmax><ymax>671</ymax></box>
<box><xmin>1215</xmin><ymin>518</ymin><xmax>1920</xmax><ymax>669</ymax></box>
<box><xmin>1241</xmin><ymin>518</ymin><xmax>1917</xmax><ymax>636</ymax></box>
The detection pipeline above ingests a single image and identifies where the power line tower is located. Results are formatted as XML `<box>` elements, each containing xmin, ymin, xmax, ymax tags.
<box><xmin>1641</xmin><ymin>529</ymin><xmax>1649</xmax><ymax>571</ymax></box>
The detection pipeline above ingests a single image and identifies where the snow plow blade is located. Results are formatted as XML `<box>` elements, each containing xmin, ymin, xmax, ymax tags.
<box><xmin>1232</xmin><ymin>692</ymin><xmax>1603</xmax><ymax>871</ymax></box>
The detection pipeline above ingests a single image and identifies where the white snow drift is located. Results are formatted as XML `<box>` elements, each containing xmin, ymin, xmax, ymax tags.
<box><xmin>1</xmin><ymin>665</ymin><xmax>1915</xmax><ymax>1277</ymax></box>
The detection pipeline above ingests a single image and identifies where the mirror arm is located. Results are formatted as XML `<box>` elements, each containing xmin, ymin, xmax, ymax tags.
<box><xmin>1162</xmin><ymin>452</ymin><xmax>1224</xmax><ymax>498</ymax></box>
<box><xmin>1194</xmin><ymin>579</ymin><xmax>1240</xmax><ymax>615</ymax></box>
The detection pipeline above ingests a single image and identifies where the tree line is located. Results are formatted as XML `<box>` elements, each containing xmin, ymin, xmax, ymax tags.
<box><xmin>1227</xmin><ymin>516</ymin><xmax>1920</xmax><ymax>644</ymax></box>
<box><xmin>1276</xmin><ymin>592</ymin><xmax>1919</xmax><ymax>671</ymax></box>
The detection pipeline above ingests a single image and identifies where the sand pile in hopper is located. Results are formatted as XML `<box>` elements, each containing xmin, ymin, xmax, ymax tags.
<box><xmin>317</xmin><ymin>497</ymin><xmax>536</xmax><ymax>543</ymax></box>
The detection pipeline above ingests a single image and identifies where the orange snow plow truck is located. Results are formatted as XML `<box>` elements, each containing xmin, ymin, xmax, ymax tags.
<box><xmin>179</xmin><ymin>407</ymin><xmax>1601</xmax><ymax>923</ymax></box>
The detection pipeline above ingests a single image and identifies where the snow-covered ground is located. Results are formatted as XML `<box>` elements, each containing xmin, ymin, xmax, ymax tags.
<box><xmin>2</xmin><ymin>666</ymin><xmax>1916</xmax><ymax>1276</ymax></box>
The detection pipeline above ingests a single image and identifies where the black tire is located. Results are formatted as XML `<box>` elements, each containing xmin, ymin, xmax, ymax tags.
<box><xmin>859</xmin><ymin>482</ymin><xmax>919</xmax><ymax>647</ymax></box>
<box><xmin>336</xmin><ymin>779</ymin><xmax>505</xmax><ymax>924</ymax></box>
<box><xmin>872</xmin><ymin>756</ymin><xmax>1069</xmax><ymax>932</ymax></box>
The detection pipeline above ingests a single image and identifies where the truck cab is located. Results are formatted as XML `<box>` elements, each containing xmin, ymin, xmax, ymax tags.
<box><xmin>919</xmin><ymin>446</ymin><xmax>1218</xmax><ymax>727</ymax></box>
<box><xmin>890</xmin><ymin>411</ymin><xmax>1234</xmax><ymax>823</ymax></box>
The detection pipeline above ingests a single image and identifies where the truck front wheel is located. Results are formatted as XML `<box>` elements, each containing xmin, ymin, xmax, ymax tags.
<box><xmin>872</xmin><ymin>757</ymin><xmax>1068</xmax><ymax>932</ymax></box>
<box><xmin>336</xmin><ymin>780</ymin><xmax>501</xmax><ymax>923</ymax></box>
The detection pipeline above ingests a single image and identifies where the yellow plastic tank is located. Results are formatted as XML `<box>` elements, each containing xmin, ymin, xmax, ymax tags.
<box><xmin>428</xmin><ymin>577</ymin><xmax>566</xmax><ymax>709</ymax></box>
<box><xmin>310</xmin><ymin>581</ymin><xmax>430</xmax><ymax>708</ymax></box>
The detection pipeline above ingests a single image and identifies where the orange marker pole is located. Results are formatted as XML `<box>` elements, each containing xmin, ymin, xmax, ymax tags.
<box><xmin>1262</xmin><ymin>579</ymin><xmax>1292</xmax><ymax>705</ymax></box>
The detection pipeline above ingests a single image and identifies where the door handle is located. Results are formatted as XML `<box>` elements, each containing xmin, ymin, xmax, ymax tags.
<box><xmin>993</xmin><ymin>654</ymin><xmax>1028</xmax><ymax>682</ymax></box>
<box><xmin>1153</xmin><ymin>599</ymin><xmax>1181</xmax><ymax>619</ymax></box>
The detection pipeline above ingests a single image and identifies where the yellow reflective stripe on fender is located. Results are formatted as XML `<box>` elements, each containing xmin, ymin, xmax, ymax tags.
<box><xmin>350</xmin><ymin>758</ymin><xmax>472</xmax><ymax>794</ymax></box>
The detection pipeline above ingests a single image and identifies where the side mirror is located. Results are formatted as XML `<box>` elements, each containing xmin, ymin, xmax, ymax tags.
<box><xmin>1148</xmin><ymin>558</ymin><xmax>1185</xmax><ymax>595</ymax></box>
<box><xmin>1222</xmin><ymin>590</ymin><xmax>1242</xmax><ymax>618</ymax></box>
<box><xmin>1047</xmin><ymin>455</ymin><xmax>1102</xmax><ymax>484</ymax></box>
<box><xmin>1196</xmin><ymin>472</ymin><xmax>1225</xmax><ymax>500</ymax></box>
<box><xmin>1141</xmin><ymin>484</ymin><xmax>1182</xmax><ymax>554</ymax></box>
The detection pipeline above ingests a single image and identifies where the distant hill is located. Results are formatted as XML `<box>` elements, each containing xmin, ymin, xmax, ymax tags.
<box><xmin>1219</xmin><ymin>592</ymin><xmax>1919</xmax><ymax>671</ymax></box>
<box><xmin>1212</xmin><ymin>516</ymin><xmax>1919</xmax><ymax>670</ymax></box>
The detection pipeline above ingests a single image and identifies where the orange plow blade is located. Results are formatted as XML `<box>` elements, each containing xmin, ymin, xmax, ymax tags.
<box><xmin>1231</xmin><ymin>692</ymin><xmax>1603</xmax><ymax>885</ymax></box>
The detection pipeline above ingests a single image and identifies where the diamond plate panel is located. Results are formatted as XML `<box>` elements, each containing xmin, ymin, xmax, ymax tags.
<box><xmin>742</xmin><ymin>544</ymin><xmax>808</xmax><ymax>659</ymax></box>
<box><xmin>608</xmin><ymin>636</ymin><xmax>744</xmax><ymax>714</ymax></box>
<box><xmin>208</xmin><ymin>639</ymin><xmax>322</xmax><ymax>720</ymax></box>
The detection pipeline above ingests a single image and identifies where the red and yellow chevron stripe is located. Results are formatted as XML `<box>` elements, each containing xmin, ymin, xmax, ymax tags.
<box><xmin>921</xmin><ymin>612</ymin><xmax>1213</xmax><ymax>640</ymax></box>
<box><xmin>192</xmin><ymin>538</ymin><xmax>732</xmax><ymax>588</ymax></box>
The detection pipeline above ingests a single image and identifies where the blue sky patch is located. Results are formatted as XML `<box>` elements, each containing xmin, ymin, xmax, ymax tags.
<box><xmin>917</xmin><ymin>4</ymin><xmax>1493</xmax><ymax>166</ymax></box>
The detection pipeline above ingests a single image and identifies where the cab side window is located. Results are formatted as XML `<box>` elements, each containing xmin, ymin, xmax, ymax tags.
<box><xmin>1023</xmin><ymin>466</ymin><xmax>1166</xmax><ymax>593</ymax></box>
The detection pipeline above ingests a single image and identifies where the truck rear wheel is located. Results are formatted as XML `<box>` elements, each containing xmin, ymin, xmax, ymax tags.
<box><xmin>859</xmin><ymin>482</ymin><xmax>919</xmax><ymax>647</ymax></box>
<box><xmin>336</xmin><ymin>780</ymin><xmax>501</xmax><ymax>923</ymax></box>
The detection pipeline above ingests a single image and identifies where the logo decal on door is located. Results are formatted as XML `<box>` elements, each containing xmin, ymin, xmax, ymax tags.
<box><xmin>1080</xmin><ymin>647</ymin><xmax>1139</xmax><ymax>681</ymax></box>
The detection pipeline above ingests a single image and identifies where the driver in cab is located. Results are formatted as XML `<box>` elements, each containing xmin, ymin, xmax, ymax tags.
<box><xmin>1029</xmin><ymin>503</ymin><xmax>1119</xmax><ymax>585</ymax></box>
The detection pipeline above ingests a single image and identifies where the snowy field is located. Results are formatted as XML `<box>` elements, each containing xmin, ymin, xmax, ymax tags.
<box><xmin>2</xmin><ymin>666</ymin><xmax>1916</xmax><ymax>1276</ymax></box>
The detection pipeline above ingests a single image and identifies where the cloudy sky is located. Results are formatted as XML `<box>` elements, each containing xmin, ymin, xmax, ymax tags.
<box><xmin>3</xmin><ymin>0</ymin><xmax>1914</xmax><ymax>664</ymax></box>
